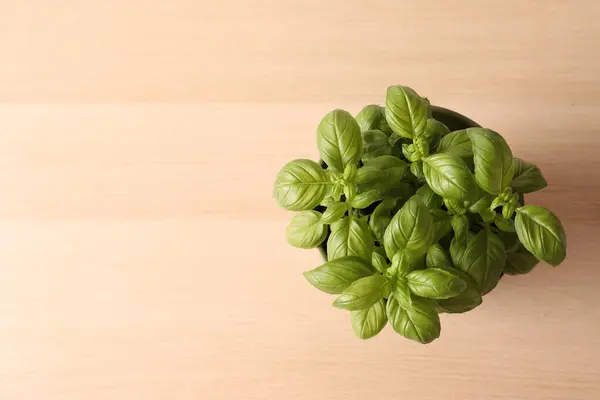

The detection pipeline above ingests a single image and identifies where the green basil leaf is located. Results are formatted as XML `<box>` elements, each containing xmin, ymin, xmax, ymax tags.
<box><xmin>479</xmin><ymin>208</ymin><xmax>496</xmax><ymax>223</ymax></box>
<box><xmin>430</xmin><ymin>209</ymin><xmax>452</xmax><ymax>242</ymax></box>
<box><xmin>451</xmin><ymin>214</ymin><xmax>469</xmax><ymax>243</ymax></box>
<box><xmin>406</xmin><ymin>268</ymin><xmax>466</xmax><ymax>299</ymax></box>
<box><xmin>502</xmin><ymin>202</ymin><xmax>517</xmax><ymax>220</ymax></box>
<box><xmin>426</xmin><ymin>244</ymin><xmax>453</xmax><ymax>269</ymax></box>
<box><xmin>327</xmin><ymin>216</ymin><xmax>374</xmax><ymax>262</ymax></box>
<box><xmin>433</xmin><ymin>266</ymin><xmax>482</xmax><ymax>314</ymax></box>
<box><xmin>350</xmin><ymin>190</ymin><xmax>383</xmax><ymax>209</ymax></box>
<box><xmin>355</xmin><ymin>105</ymin><xmax>390</xmax><ymax>134</ymax></box>
<box><xmin>285</xmin><ymin>210</ymin><xmax>328</xmax><ymax>248</ymax></box>
<box><xmin>274</xmin><ymin>159</ymin><xmax>330</xmax><ymax>211</ymax></box>
<box><xmin>385</xmin><ymin>85</ymin><xmax>429</xmax><ymax>139</ymax></box>
<box><xmin>317</xmin><ymin>109</ymin><xmax>362</xmax><ymax>172</ymax></box>
<box><xmin>354</xmin><ymin>165</ymin><xmax>382</xmax><ymax>184</ymax></box>
<box><xmin>467</xmin><ymin>128</ymin><xmax>514</xmax><ymax>195</ymax></box>
<box><xmin>362</xmin><ymin>129</ymin><xmax>392</xmax><ymax>161</ymax></box>
<box><xmin>452</xmin><ymin>227</ymin><xmax>506</xmax><ymax>295</ymax></box>
<box><xmin>391</xmin><ymin>277</ymin><xmax>413</xmax><ymax>308</ymax></box>
<box><xmin>303</xmin><ymin>256</ymin><xmax>375</xmax><ymax>294</ymax></box>
<box><xmin>416</xmin><ymin>184</ymin><xmax>443</xmax><ymax>209</ymax></box>
<box><xmin>437</xmin><ymin>129</ymin><xmax>473</xmax><ymax>159</ymax></box>
<box><xmin>503</xmin><ymin>246</ymin><xmax>540</xmax><ymax>275</ymax></box>
<box><xmin>383</xmin><ymin>195</ymin><xmax>434</xmax><ymax>259</ymax></box>
<box><xmin>333</xmin><ymin>274</ymin><xmax>389</xmax><ymax>310</ymax></box>
<box><xmin>371</xmin><ymin>248</ymin><xmax>389</xmax><ymax>273</ymax></box>
<box><xmin>351</xmin><ymin>299</ymin><xmax>388</xmax><ymax>339</ymax></box>
<box><xmin>369</xmin><ymin>199</ymin><xmax>397</xmax><ymax>243</ymax></box>
<box><xmin>423</xmin><ymin>118</ymin><xmax>450</xmax><ymax>150</ymax></box>
<box><xmin>422</xmin><ymin>153</ymin><xmax>478</xmax><ymax>202</ymax></box>
<box><xmin>402</xmin><ymin>143</ymin><xmax>420</xmax><ymax>163</ymax></box>
<box><xmin>362</xmin><ymin>155</ymin><xmax>409</xmax><ymax>178</ymax></box>
<box><xmin>343</xmin><ymin>164</ymin><xmax>358</xmax><ymax>182</ymax></box>
<box><xmin>510</xmin><ymin>158</ymin><xmax>548</xmax><ymax>193</ymax></box>
<box><xmin>331</xmin><ymin>182</ymin><xmax>344</xmax><ymax>202</ymax></box>
<box><xmin>468</xmin><ymin>193</ymin><xmax>494</xmax><ymax>213</ymax></box>
<box><xmin>497</xmin><ymin>231</ymin><xmax>520</xmax><ymax>253</ymax></box>
<box><xmin>320</xmin><ymin>203</ymin><xmax>347</xmax><ymax>224</ymax></box>
<box><xmin>391</xmin><ymin>250</ymin><xmax>418</xmax><ymax>276</ymax></box>
<box><xmin>494</xmin><ymin>214</ymin><xmax>515</xmax><ymax>232</ymax></box>
<box><xmin>386</xmin><ymin>295</ymin><xmax>440</xmax><ymax>344</ymax></box>
<box><xmin>514</xmin><ymin>205</ymin><xmax>567</xmax><ymax>266</ymax></box>
<box><xmin>359</xmin><ymin>156</ymin><xmax>410</xmax><ymax>197</ymax></box>
<box><xmin>410</xmin><ymin>161</ymin><xmax>424</xmax><ymax>180</ymax></box>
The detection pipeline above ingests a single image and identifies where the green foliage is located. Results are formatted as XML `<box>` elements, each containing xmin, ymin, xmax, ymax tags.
<box><xmin>274</xmin><ymin>84</ymin><xmax>567</xmax><ymax>343</ymax></box>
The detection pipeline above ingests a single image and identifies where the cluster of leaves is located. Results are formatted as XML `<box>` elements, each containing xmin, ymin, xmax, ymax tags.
<box><xmin>273</xmin><ymin>85</ymin><xmax>567</xmax><ymax>344</ymax></box>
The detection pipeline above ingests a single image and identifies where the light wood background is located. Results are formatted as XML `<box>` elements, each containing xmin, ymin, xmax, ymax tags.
<box><xmin>0</xmin><ymin>1</ymin><xmax>599</xmax><ymax>399</ymax></box>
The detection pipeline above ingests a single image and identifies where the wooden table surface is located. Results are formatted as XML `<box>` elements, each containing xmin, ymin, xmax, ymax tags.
<box><xmin>1</xmin><ymin>1</ymin><xmax>599</xmax><ymax>399</ymax></box>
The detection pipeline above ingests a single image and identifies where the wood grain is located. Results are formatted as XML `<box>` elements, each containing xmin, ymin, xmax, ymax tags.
<box><xmin>0</xmin><ymin>1</ymin><xmax>599</xmax><ymax>399</ymax></box>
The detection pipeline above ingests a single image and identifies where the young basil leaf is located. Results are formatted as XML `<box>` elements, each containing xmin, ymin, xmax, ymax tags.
<box><xmin>437</xmin><ymin>129</ymin><xmax>473</xmax><ymax>160</ymax></box>
<box><xmin>426</xmin><ymin>244</ymin><xmax>453</xmax><ymax>269</ymax></box>
<box><xmin>423</xmin><ymin>118</ymin><xmax>450</xmax><ymax>150</ymax></box>
<box><xmin>422</xmin><ymin>153</ymin><xmax>478</xmax><ymax>202</ymax></box>
<box><xmin>333</xmin><ymin>274</ymin><xmax>389</xmax><ymax>310</ymax></box>
<box><xmin>354</xmin><ymin>165</ymin><xmax>382</xmax><ymax>185</ymax></box>
<box><xmin>317</xmin><ymin>109</ymin><xmax>362</xmax><ymax>172</ymax></box>
<box><xmin>503</xmin><ymin>247</ymin><xmax>540</xmax><ymax>275</ymax></box>
<box><xmin>391</xmin><ymin>277</ymin><xmax>413</xmax><ymax>308</ymax></box>
<box><xmin>343</xmin><ymin>182</ymin><xmax>356</xmax><ymax>200</ymax></box>
<box><xmin>362</xmin><ymin>129</ymin><xmax>392</xmax><ymax>161</ymax></box>
<box><xmin>369</xmin><ymin>199</ymin><xmax>397</xmax><ymax>243</ymax></box>
<box><xmin>303</xmin><ymin>256</ymin><xmax>375</xmax><ymax>294</ymax></box>
<box><xmin>350</xmin><ymin>190</ymin><xmax>382</xmax><ymax>209</ymax></box>
<box><xmin>402</xmin><ymin>144</ymin><xmax>420</xmax><ymax>163</ymax></box>
<box><xmin>362</xmin><ymin>155</ymin><xmax>409</xmax><ymax>178</ymax></box>
<box><xmin>410</xmin><ymin>161</ymin><xmax>424</xmax><ymax>180</ymax></box>
<box><xmin>494</xmin><ymin>214</ymin><xmax>515</xmax><ymax>232</ymax></box>
<box><xmin>433</xmin><ymin>265</ymin><xmax>482</xmax><ymax>314</ymax></box>
<box><xmin>406</xmin><ymin>268</ymin><xmax>466</xmax><ymax>299</ymax></box>
<box><xmin>386</xmin><ymin>295</ymin><xmax>440</xmax><ymax>344</ymax></box>
<box><xmin>371</xmin><ymin>248</ymin><xmax>389</xmax><ymax>273</ymax></box>
<box><xmin>416</xmin><ymin>184</ymin><xmax>443</xmax><ymax>209</ymax></box>
<box><xmin>467</xmin><ymin>128</ymin><xmax>514</xmax><ymax>195</ymax></box>
<box><xmin>274</xmin><ymin>159</ymin><xmax>330</xmax><ymax>211</ymax></box>
<box><xmin>383</xmin><ymin>195</ymin><xmax>434</xmax><ymax>259</ymax></box>
<box><xmin>385</xmin><ymin>85</ymin><xmax>429</xmax><ymax>139</ymax></box>
<box><xmin>430</xmin><ymin>209</ymin><xmax>452</xmax><ymax>242</ymax></box>
<box><xmin>451</xmin><ymin>214</ymin><xmax>469</xmax><ymax>243</ymax></box>
<box><xmin>514</xmin><ymin>205</ymin><xmax>567</xmax><ymax>266</ymax></box>
<box><xmin>452</xmin><ymin>227</ymin><xmax>506</xmax><ymax>295</ymax></box>
<box><xmin>360</xmin><ymin>156</ymin><xmax>410</xmax><ymax>197</ymax></box>
<box><xmin>331</xmin><ymin>182</ymin><xmax>344</xmax><ymax>202</ymax></box>
<box><xmin>320</xmin><ymin>202</ymin><xmax>348</xmax><ymax>224</ymax></box>
<box><xmin>510</xmin><ymin>158</ymin><xmax>547</xmax><ymax>193</ymax></box>
<box><xmin>351</xmin><ymin>299</ymin><xmax>388</xmax><ymax>339</ymax></box>
<box><xmin>327</xmin><ymin>216</ymin><xmax>375</xmax><ymax>262</ymax></box>
<box><xmin>286</xmin><ymin>210</ymin><xmax>328</xmax><ymax>249</ymax></box>
<box><xmin>343</xmin><ymin>164</ymin><xmax>358</xmax><ymax>182</ymax></box>
<box><xmin>320</xmin><ymin>196</ymin><xmax>337</xmax><ymax>207</ymax></box>
<box><xmin>479</xmin><ymin>208</ymin><xmax>496</xmax><ymax>223</ymax></box>
<box><xmin>468</xmin><ymin>193</ymin><xmax>494</xmax><ymax>213</ymax></box>
<box><xmin>444</xmin><ymin>197</ymin><xmax>467</xmax><ymax>215</ymax></box>
<box><xmin>355</xmin><ymin>105</ymin><xmax>390</xmax><ymax>134</ymax></box>
<box><xmin>502</xmin><ymin>202</ymin><xmax>517</xmax><ymax>220</ymax></box>
<box><xmin>490</xmin><ymin>196</ymin><xmax>504</xmax><ymax>211</ymax></box>
<box><xmin>391</xmin><ymin>250</ymin><xmax>419</xmax><ymax>276</ymax></box>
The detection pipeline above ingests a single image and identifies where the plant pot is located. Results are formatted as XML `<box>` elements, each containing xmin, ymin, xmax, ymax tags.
<box><xmin>316</xmin><ymin>105</ymin><xmax>481</xmax><ymax>262</ymax></box>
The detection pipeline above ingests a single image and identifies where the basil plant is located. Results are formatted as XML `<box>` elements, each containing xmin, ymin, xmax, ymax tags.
<box><xmin>273</xmin><ymin>85</ymin><xmax>567</xmax><ymax>344</ymax></box>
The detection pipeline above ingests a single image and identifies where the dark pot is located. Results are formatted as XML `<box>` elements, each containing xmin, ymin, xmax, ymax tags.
<box><xmin>317</xmin><ymin>105</ymin><xmax>482</xmax><ymax>262</ymax></box>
